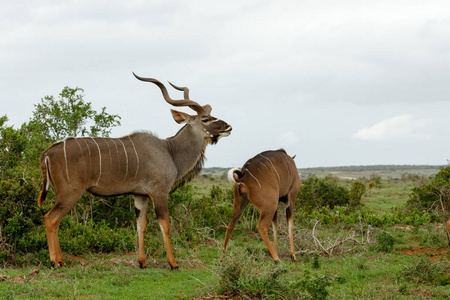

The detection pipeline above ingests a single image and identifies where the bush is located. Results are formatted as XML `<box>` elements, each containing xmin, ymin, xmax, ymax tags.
<box><xmin>0</xmin><ymin>178</ymin><xmax>43</xmax><ymax>250</ymax></box>
<box><xmin>168</xmin><ymin>185</ymin><xmax>234</xmax><ymax>244</ymax></box>
<box><xmin>374</xmin><ymin>231</ymin><xmax>395</xmax><ymax>252</ymax></box>
<box><xmin>408</xmin><ymin>165</ymin><xmax>450</xmax><ymax>215</ymax></box>
<box><xmin>401</xmin><ymin>257</ymin><xmax>450</xmax><ymax>286</ymax></box>
<box><xmin>297</xmin><ymin>176</ymin><xmax>351</xmax><ymax>212</ymax></box>
<box><xmin>218</xmin><ymin>247</ymin><xmax>319</xmax><ymax>299</ymax></box>
<box><xmin>297</xmin><ymin>206</ymin><xmax>432</xmax><ymax>227</ymax></box>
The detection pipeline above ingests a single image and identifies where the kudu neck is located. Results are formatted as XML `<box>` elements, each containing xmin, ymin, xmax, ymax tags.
<box><xmin>166</xmin><ymin>124</ymin><xmax>207</xmax><ymax>182</ymax></box>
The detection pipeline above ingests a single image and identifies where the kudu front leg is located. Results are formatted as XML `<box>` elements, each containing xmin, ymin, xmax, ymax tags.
<box><xmin>134</xmin><ymin>195</ymin><xmax>149</xmax><ymax>268</ymax></box>
<box><xmin>152</xmin><ymin>195</ymin><xmax>178</xmax><ymax>269</ymax></box>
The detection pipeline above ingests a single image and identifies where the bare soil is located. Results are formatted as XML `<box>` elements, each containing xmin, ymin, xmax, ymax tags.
<box><xmin>395</xmin><ymin>246</ymin><xmax>449</xmax><ymax>261</ymax></box>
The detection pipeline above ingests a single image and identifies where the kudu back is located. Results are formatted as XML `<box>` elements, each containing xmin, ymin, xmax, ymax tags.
<box><xmin>223</xmin><ymin>149</ymin><xmax>300</xmax><ymax>263</ymax></box>
<box><xmin>38</xmin><ymin>73</ymin><xmax>231</xmax><ymax>269</ymax></box>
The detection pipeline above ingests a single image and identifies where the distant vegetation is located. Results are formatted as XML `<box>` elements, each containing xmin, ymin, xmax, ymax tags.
<box><xmin>299</xmin><ymin>165</ymin><xmax>442</xmax><ymax>180</ymax></box>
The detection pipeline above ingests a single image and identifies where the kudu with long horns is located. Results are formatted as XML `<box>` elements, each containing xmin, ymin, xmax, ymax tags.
<box><xmin>38</xmin><ymin>73</ymin><xmax>232</xmax><ymax>269</ymax></box>
<box><xmin>223</xmin><ymin>149</ymin><xmax>300</xmax><ymax>263</ymax></box>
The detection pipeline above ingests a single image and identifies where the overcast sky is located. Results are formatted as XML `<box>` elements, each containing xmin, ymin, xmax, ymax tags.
<box><xmin>1</xmin><ymin>0</ymin><xmax>449</xmax><ymax>168</ymax></box>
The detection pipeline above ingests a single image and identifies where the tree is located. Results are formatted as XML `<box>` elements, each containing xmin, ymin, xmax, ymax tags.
<box><xmin>21</xmin><ymin>87</ymin><xmax>121</xmax><ymax>172</ymax></box>
<box><xmin>29</xmin><ymin>86</ymin><xmax>121</xmax><ymax>141</ymax></box>
<box><xmin>1</xmin><ymin>87</ymin><xmax>122</xmax><ymax>179</ymax></box>
<box><xmin>0</xmin><ymin>115</ymin><xmax>28</xmax><ymax>179</ymax></box>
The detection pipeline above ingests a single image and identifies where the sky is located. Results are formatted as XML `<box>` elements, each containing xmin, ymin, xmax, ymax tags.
<box><xmin>1</xmin><ymin>0</ymin><xmax>450</xmax><ymax>168</ymax></box>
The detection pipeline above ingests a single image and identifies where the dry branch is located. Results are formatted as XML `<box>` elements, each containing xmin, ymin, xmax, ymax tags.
<box><xmin>295</xmin><ymin>220</ymin><xmax>374</xmax><ymax>257</ymax></box>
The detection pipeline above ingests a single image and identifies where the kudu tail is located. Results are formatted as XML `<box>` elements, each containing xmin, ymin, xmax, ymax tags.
<box><xmin>38</xmin><ymin>156</ymin><xmax>50</xmax><ymax>206</ymax></box>
<box><xmin>228</xmin><ymin>168</ymin><xmax>249</xmax><ymax>194</ymax></box>
<box><xmin>227</xmin><ymin>168</ymin><xmax>241</xmax><ymax>184</ymax></box>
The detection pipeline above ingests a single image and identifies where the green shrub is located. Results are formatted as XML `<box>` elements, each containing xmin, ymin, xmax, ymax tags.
<box><xmin>218</xmin><ymin>247</ymin><xmax>309</xmax><ymax>299</ymax></box>
<box><xmin>297</xmin><ymin>176</ymin><xmax>351</xmax><ymax>212</ymax></box>
<box><xmin>297</xmin><ymin>206</ymin><xmax>432</xmax><ymax>227</ymax></box>
<box><xmin>401</xmin><ymin>257</ymin><xmax>450</xmax><ymax>286</ymax></box>
<box><xmin>374</xmin><ymin>231</ymin><xmax>395</xmax><ymax>252</ymax></box>
<box><xmin>298</xmin><ymin>269</ymin><xmax>332</xmax><ymax>300</ymax></box>
<box><xmin>408</xmin><ymin>165</ymin><xmax>450</xmax><ymax>215</ymax></box>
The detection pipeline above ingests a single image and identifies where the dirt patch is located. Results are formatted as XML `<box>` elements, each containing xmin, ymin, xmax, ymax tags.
<box><xmin>395</xmin><ymin>246</ymin><xmax>449</xmax><ymax>261</ymax></box>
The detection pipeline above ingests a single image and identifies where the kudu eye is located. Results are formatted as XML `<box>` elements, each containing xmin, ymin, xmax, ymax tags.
<box><xmin>201</xmin><ymin>118</ymin><xmax>210</xmax><ymax>124</ymax></box>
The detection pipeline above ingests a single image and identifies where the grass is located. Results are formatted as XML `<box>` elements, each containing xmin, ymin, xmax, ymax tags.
<box><xmin>1</xmin><ymin>229</ymin><xmax>449</xmax><ymax>299</ymax></box>
<box><xmin>363</xmin><ymin>180</ymin><xmax>416</xmax><ymax>211</ymax></box>
<box><xmin>2</xmin><ymin>172</ymin><xmax>450</xmax><ymax>299</ymax></box>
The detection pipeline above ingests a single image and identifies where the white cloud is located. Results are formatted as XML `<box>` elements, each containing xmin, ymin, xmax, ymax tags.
<box><xmin>353</xmin><ymin>114</ymin><xmax>432</xmax><ymax>141</ymax></box>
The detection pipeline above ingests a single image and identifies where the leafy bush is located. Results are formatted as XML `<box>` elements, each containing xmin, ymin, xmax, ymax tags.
<box><xmin>374</xmin><ymin>231</ymin><xmax>395</xmax><ymax>252</ymax></box>
<box><xmin>297</xmin><ymin>176</ymin><xmax>351</xmax><ymax>211</ymax></box>
<box><xmin>0</xmin><ymin>178</ymin><xmax>43</xmax><ymax>250</ymax></box>
<box><xmin>297</xmin><ymin>205</ymin><xmax>432</xmax><ymax>227</ymax></box>
<box><xmin>59</xmin><ymin>219</ymin><xmax>135</xmax><ymax>254</ymax></box>
<box><xmin>167</xmin><ymin>185</ymin><xmax>234</xmax><ymax>244</ymax></box>
<box><xmin>218</xmin><ymin>247</ymin><xmax>323</xmax><ymax>299</ymax></box>
<box><xmin>298</xmin><ymin>269</ymin><xmax>332</xmax><ymax>300</ymax></box>
<box><xmin>401</xmin><ymin>257</ymin><xmax>450</xmax><ymax>286</ymax></box>
<box><xmin>408</xmin><ymin>165</ymin><xmax>450</xmax><ymax>215</ymax></box>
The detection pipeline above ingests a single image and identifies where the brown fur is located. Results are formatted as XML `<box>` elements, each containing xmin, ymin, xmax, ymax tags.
<box><xmin>38</xmin><ymin>75</ymin><xmax>231</xmax><ymax>269</ymax></box>
<box><xmin>223</xmin><ymin>149</ymin><xmax>301</xmax><ymax>263</ymax></box>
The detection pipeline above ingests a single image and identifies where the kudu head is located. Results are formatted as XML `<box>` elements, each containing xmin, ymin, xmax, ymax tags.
<box><xmin>133</xmin><ymin>73</ymin><xmax>232</xmax><ymax>144</ymax></box>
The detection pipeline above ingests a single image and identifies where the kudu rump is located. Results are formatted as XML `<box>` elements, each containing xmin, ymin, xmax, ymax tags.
<box><xmin>223</xmin><ymin>149</ymin><xmax>300</xmax><ymax>263</ymax></box>
<box><xmin>38</xmin><ymin>73</ymin><xmax>232</xmax><ymax>269</ymax></box>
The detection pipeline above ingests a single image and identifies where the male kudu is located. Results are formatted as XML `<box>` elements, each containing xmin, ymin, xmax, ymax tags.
<box><xmin>38</xmin><ymin>73</ymin><xmax>232</xmax><ymax>269</ymax></box>
<box><xmin>223</xmin><ymin>149</ymin><xmax>301</xmax><ymax>263</ymax></box>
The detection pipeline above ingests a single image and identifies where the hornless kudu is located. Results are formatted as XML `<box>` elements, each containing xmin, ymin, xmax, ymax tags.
<box><xmin>223</xmin><ymin>149</ymin><xmax>300</xmax><ymax>263</ymax></box>
<box><xmin>38</xmin><ymin>73</ymin><xmax>232</xmax><ymax>269</ymax></box>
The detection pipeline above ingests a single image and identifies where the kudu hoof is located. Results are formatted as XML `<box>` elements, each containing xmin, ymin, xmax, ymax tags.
<box><xmin>51</xmin><ymin>261</ymin><xmax>65</xmax><ymax>268</ymax></box>
<box><xmin>170</xmin><ymin>264</ymin><xmax>180</xmax><ymax>271</ymax></box>
<box><xmin>139</xmin><ymin>262</ymin><xmax>147</xmax><ymax>269</ymax></box>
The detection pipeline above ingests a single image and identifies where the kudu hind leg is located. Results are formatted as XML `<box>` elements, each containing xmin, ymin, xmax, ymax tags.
<box><xmin>44</xmin><ymin>192</ymin><xmax>82</xmax><ymax>267</ymax></box>
<box><xmin>257</xmin><ymin>207</ymin><xmax>280</xmax><ymax>263</ymax></box>
<box><xmin>272</xmin><ymin>210</ymin><xmax>278</xmax><ymax>253</ymax></box>
<box><xmin>134</xmin><ymin>195</ymin><xmax>149</xmax><ymax>269</ymax></box>
<box><xmin>223</xmin><ymin>196</ymin><xmax>249</xmax><ymax>258</ymax></box>
<box><xmin>286</xmin><ymin>192</ymin><xmax>297</xmax><ymax>262</ymax></box>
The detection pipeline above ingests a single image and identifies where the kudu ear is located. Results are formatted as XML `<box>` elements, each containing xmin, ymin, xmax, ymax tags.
<box><xmin>202</xmin><ymin>104</ymin><xmax>212</xmax><ymax>115</ymax></box>
<box><xmin>171</xmin><ymin>109</ymin><xmax>192</xmax><ymax>124</ymax></box>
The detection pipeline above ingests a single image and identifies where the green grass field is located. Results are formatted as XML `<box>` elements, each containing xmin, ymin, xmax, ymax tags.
<box><xmin>1</xmin><ymin>166</ymin><xmax>449</xmax><ymax>299</ymax></box>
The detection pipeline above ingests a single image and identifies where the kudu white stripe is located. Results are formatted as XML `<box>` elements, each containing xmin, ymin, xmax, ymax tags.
<box><xmin>260</xmin><ymin>153</ymin><xmax>281</xmax><ymax>183</ymax></box>
<box><xmin>90</xmin><ymin>137</ymin><xmax>102</xmax><ymax>186</ymax></box>
<box><xmin>38</xmin><ymin>73</ymin><xmax>231</xmax><ymax>270</ymax></box>
<box><xmin>244</xmin><ymin>168</ymin><xmax>261</xmax><ymax>188</ymax></box>
<box><xmin>128</xmin><ymin>136</ymin><xmax>140</xmax><ymax>178</ymax></box>
<box><xmin>117</xmin><ymin>138</ymin><xmax>129</xmax><ymax>181</ymax></box>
